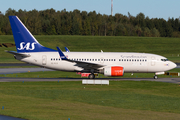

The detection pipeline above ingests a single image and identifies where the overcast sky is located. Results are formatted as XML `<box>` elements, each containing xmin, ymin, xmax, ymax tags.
<box><xmin>1</xmin><ymin>0</ymin><xmax>180</xmax><ymax>20</ymax></box>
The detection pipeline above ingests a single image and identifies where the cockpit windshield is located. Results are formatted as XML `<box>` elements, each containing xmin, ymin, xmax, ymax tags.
<box><xmin>161</xmin><ymin>59</ymin><xmax>168</xmax><ymax>62</ymax></box>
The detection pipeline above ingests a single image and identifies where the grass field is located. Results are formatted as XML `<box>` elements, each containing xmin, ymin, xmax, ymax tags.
<box><xmin>0</xmin><ymin>81</ymin><xmax>180</xmax><ymax>120</ymax></box>
<box><xmin>1</xmin><ymin>35</ymin><xmax>180</xmax><ymax>63</ymax></box>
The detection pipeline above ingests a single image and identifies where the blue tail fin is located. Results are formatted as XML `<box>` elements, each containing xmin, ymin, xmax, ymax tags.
<box><xmin>9</xmin><ymin>16</ymin><xmax>56</xmax><ymax>53</ymax></box>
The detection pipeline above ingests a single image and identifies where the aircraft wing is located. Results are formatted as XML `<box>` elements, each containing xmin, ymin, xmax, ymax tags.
<box><xmin>5</xmin><ymin>51</ymin><xmax>31</xmax><ymax>57</ymax></box>
<box><xmin>56</xmin><ymin>47</ymin><xmax>104</xmax><ymax>69</ymax></box>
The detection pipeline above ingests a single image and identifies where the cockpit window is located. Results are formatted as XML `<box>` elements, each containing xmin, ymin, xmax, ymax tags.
<box><xmin>161</xmin><ymin>59</ymin><xmax>168</xmax><ymax>62</ymax></box>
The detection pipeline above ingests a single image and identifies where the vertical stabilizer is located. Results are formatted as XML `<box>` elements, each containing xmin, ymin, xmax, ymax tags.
<box><xmin>9</xmin><ymin>16</ymin><xmax>56</xmax><ymax>53</ymax></box>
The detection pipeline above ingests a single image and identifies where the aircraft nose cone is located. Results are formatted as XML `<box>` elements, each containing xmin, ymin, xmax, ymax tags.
<box><xmin>173</xmin><ymin>63</ymin><xmax>177</xmax><ymax>68</ymax></box>
<box><xmin>170</xmin><ymin>62</ymin><xmax>177</xmax><ymax>69</ymax></box>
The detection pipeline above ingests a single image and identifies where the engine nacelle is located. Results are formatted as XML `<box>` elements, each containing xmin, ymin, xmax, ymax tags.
<box><xmin>104</xmin><ymin>66</ymin><xmax>124</xmax><ymax>76</ymax></box>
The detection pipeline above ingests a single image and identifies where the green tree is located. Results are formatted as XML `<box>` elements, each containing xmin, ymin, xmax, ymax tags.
<box><xmin>144</xmin><ymin>27</ymin><xmax>151</xmax><ymax>37</ymax></box>
<box><xmin>151</xmin><ymin>28</ymin><xmax>160</xmax><ymax>37</ymax></box>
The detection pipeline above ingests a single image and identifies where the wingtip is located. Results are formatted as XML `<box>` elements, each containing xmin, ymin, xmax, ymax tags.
<box><xmin>56</xmin><ymin>47</ymin><xmax>68</xmax><ymax>60</ymax></box>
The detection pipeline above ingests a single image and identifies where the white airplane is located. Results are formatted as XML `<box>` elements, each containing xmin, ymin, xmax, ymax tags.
<box><xmin>7</xmin><ymin>16</ymin><xmax>177</xmax><ymax>79</ymax></box>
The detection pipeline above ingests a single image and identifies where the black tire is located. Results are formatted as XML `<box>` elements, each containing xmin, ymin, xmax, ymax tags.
<box><xmin>88</xmin><ymin>74</ymin><xmax>95</xmax><ymax>79</ymax></box>
<box><xmin>154</xmin><ymin>75</ymin><xmax>158</xmax><ymax>79</ymax></box>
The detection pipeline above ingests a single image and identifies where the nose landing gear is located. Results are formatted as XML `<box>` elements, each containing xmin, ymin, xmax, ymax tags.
<box><xmin>154</xmin><ymin>75</ymin><xmax>158</xmax><ymax>79</ymax></box>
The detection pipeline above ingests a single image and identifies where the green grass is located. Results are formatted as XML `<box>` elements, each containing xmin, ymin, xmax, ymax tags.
<box><xmin>1</xmin><ymin>35</ymin><xmax>180</xmax><ymax>63</ymax></box>
<box><xmin>0</xmin><ymin>81</ymin><xmax>180</xmax><ymax>120</ymax></box>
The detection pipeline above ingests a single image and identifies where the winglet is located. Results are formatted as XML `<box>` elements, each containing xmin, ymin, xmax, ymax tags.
<box><xmin>56</xmin><ymin>47</ymin><xmax>68</xmax><ymax>60</ymax></box>
<box><xmin>65</xmin><ymin>47</ymin><xmax>70</xmax><ymax>52</ymax></box>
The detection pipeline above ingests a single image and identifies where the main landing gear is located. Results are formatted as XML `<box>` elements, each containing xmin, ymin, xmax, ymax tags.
<box><xmin>88</xmin><ymin>73</ymin><xmax>95</xmax><ymax>79</ymax></box>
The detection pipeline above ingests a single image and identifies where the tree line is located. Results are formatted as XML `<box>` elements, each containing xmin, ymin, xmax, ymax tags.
<box><xmin>0</xmin><ymin>8</ymin><xmax>180</xmax><ymax>37</ymax></box>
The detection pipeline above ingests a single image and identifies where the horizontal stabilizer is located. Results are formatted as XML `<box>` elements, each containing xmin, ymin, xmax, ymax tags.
<box><xmin>5</xmin><ymin>50</ymin><xmax>31</xmax><ymax>57</ymax></box>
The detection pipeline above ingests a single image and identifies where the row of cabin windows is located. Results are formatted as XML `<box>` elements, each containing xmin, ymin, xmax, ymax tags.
<box><xmin>70</xmin><ymin>59</ymin><xmax>116</xmax><ymax>61</ymax></box>
<box><xmin>51</xmin><ymin>58</ymin><xmax>147</xmax><ymax>62</ymax></box>
<box><xmin>51</xmin><ymin>58</ymin><xmax>116</xmax><ymax>61</ymax></box>
<box><xmin>119</xmin><ymin>59</ymin><xmax>147</xmax><ymax>62</ymax></box>
<box><xmin>51</xmin><ymin>58</ymin><xmax>61</xmax><ymax>61</ymax></box>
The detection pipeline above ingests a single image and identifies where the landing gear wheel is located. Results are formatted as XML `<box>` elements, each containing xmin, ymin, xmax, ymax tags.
<box><xmin>154</xmin><ymin>75</ymin><xmax>158</xmax><ymax>79</ymax></box>
<box><xmin>88</xmin><ymin>74</ymin><xmax>95</xmax><ymax>79</ymax></box>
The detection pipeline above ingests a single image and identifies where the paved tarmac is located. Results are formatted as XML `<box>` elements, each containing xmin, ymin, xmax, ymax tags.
<box><xmin>0</xmin><ymin>77</ymin><xmax>180</xmax><ymax>84</ymax></box>
<box><xmin>0</xmin><ymin>63</ymin><xmax>180</xmax><ymax>84</ymax></box>
<box><xmin>0</xmin><ymin>63</ymin><xmax>33</xmax><ymax>66</ymax></box>
<box><xmin>0</xmin><ymin>68</ymin><xmax>54</xmax><ymax>74</ymax></box>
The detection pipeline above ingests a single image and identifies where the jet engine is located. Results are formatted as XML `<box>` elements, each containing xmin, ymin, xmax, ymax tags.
<box><xmin>104</xmin><ymin>66</ymin><xmax>124</xmax><ymax>76</ymax></box>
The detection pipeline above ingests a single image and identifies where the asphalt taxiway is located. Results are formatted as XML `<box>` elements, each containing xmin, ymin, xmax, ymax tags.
<box><xmin>0</xmin><ymin>63</ymin><xmax>180</xmax><ymax>84</ymax></box>
<box><xmin>0</xmin><ymin>77</ymin><xmax>180</xmax><ymax>84</ymax></box>
<box><xmin>0</xmin><ymin>68</ymin><xmax>54</xmax><ymax>74</ymax></box>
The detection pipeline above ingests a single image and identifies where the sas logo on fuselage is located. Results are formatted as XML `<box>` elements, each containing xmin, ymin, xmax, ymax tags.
<box><xmin>17</xmin><ymin>42</ymin><xmax>36</xmax><ymax>50</ymax></box>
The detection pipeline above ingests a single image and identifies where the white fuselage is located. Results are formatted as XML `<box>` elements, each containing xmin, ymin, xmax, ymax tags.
<box><xmin>15</xmin><ymin>52</ymin><xmax>176</xmax><ymax>73</ymax></box>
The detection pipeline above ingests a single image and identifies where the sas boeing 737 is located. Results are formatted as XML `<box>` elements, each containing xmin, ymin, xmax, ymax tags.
<box><xmin>7</xmin><ymin>16</ymin><xmax>177</xmax><ymax>79</ymax></box>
